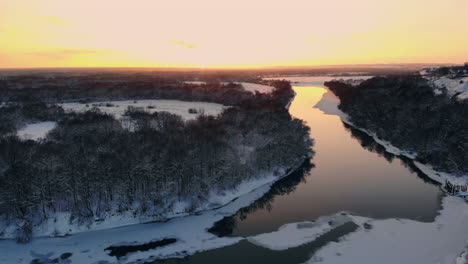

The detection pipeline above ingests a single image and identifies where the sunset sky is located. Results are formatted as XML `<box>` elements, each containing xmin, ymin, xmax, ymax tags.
<box><xmin>1</xmin><ymin>0</ymin><xmax>467</xmax><ymax>68</ymax></box>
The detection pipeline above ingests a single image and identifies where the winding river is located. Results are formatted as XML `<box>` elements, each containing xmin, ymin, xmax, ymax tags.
<box><xmin>154</xmin><ymin>77</ymin><xmax>444</xmax><ymax>263</ymax></box>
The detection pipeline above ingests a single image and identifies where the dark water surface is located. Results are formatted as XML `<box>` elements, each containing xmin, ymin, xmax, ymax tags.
<box><xmin>156</xmin><ymin>82</ymin><xmax>443</xmax><ymax>263</ymax></box>
<box><xmin>221</xmin><ymin>85</ymin><xmax>442</xmax><ymax>237</ymax></box>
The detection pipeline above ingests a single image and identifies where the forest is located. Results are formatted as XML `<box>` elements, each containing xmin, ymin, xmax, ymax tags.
<box><xmin>0</xmin><ymin>76</ymin><xmax>313</xmax><ymax>243</ymax></box>
<box><xmin>325</xmin><ymin>73</ymin><xmax>468</xmax><ymax>177</ymax></box>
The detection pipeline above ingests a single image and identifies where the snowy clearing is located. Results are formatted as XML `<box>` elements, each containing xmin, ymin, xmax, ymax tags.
<box><xmin>59</xmin><ymin>99</ymin><xmax>227</xmax><ymax>121</ymax></box>
<box><xmin>306</xmin><ymin>196</ymin><xmax>468</xmax><ymax>264</ymax></box>
<box><xmin>0</xmin><ymin>158</ymin><xmax>308</xmax><ymax>264</ymax></box>
<box><xmin>238</xmin><ymin>82</ymin><xmax>275</xmax><ymax>94</ymax></box>
<box><xmin>16</xmin><ymin>121</ymin><xmax>57</xmax><ymax>141</ymax></box>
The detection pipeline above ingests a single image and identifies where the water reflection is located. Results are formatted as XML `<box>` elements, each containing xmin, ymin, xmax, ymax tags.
<box><xmin>343</xmin><ymin>122</ymin><xmax>442</xmax><ymax>186</ymax></box>
<box><xmin>209</xmin><ymin>160</ymin><xmax>314</xmax><ymax>237</ymax></box>
<box><xmin>209</xmin><ymin>86</ymin><xmax>442</xmax><ymax>237</ymax></box>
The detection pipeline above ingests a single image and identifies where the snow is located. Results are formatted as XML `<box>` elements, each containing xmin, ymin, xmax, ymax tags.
<box><xmin>456</xmin><ymin>248</ymin><xmax>468</xmax><ymax>264</ymax></box>
<box><xmin>248</xmin><ymin>214</ymin><xmax>352</xmax><ymax>251</ymax></box>
<box><xmin>421</xmin><ymin>67</ymin><xmax>468</xmax><ymax>100</ymax></box>
<box><xmin>432</xmin><ymin>77</ymin><xmax>468</xmax><ymax>100</ymax></box>
<box><xmin>59</xmin><ymin>99</ymin><xmax>227</xmax><ymax>121</ymax></box>
<box><xmin>237</xmin><ymin>82</ymin><xmax>274</xmax><ymax>94</ymax></box>
<box><xmin>0</xmin><ymin>158</ymin><xmax>307</xmax><ymax>264</ymax></box>
<box><xmin>306</xmin><ymin>196</ymin><xmax>468</xmax><ymax>264</ymax></box>
<box><xmin>183</xmin><ymin>81</ymin><xmax>206</xmax><ymax>85</ymax></box>
<box><xmin>16</xmin><ymin>121</ymin><xmax>57</xmax><ymax>141</ymax></box>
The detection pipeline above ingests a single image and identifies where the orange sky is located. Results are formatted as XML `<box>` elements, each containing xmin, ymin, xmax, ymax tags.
<box><xmin>1</xmin><ymin>0</ymin><xmax>467</xmax><ymax>68</ymax></box>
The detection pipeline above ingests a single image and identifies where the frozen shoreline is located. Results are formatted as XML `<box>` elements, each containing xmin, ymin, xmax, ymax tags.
<box><xmin>306</xmin><ymin>196</ymin><xmax>468</xmax><ymax>264</ymax></box>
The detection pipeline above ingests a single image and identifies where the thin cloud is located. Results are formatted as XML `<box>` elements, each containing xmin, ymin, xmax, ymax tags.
<box><xmin>170</xmin><ymin>40</ymin><xmax>197</xmax><ymax>49</ymax></box>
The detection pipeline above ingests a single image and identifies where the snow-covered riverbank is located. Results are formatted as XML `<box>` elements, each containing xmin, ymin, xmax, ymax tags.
<box><xmin>315</xmin><ymin>88</ymin><xmax>468</xmax><ymax>191</ymax></box>
<box><xmin>0</xmin><ymin>155</ymin><xmax>310</xmax><ymax>263</ymax></box>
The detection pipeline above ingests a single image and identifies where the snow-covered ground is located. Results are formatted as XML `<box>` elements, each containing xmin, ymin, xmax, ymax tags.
<box><xmin>248</xmin><ymin>214</ymin><xmax>353</xmax><ymax>251</ymax></box>
<box><xmin>59</xmin><ymin>99</ymin><xmax>227</xmax><ymax>121</ymax></box>
<box><xmin>420</xmin><ymin>68</ymin><xmax>468</xmax><ymax>100</ymax></box>
<box><xmin>305</xmin><ymin>196</ymin><xmax>468</xmax><ymax>264</ymax></box>
<box><xmin>16</xmin><ymin>121</ymin><xmax>57</xmax><ymax>141</ymax></box>
<box><xmin>432</xmin><ymin>77</ymin><xmax>468</xmax><ymax>100</ymax></box>
<box><xmin>237</xmin><ymin>82</ymin><xmax>274</xmax><ymax>94</ymax></box>
<box><xmin>0</xmin><ymin>158</ymin><xmax>308</xmax><ymax>264</ymax></box>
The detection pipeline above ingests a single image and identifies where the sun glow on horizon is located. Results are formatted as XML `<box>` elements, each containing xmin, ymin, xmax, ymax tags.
<box><xmin>1</xmin><ymin>0</ymin><xmax>467</xmax><ymax>68</ymax></box>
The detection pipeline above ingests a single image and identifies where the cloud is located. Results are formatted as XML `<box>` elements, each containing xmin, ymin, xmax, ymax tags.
<box><xmin>38</xmin><ymin>16</ymin><xmax>70</xmax><ymax>24</ymax></box>
<box><xmin>170</xmin><ymin>40</ymin><xmax>197</xmax><ymax>49</ymax></box>
<box><xmin>26</xmin><ymin>49</ymin><xmax>116</xmax><ymax>60</ymax></box>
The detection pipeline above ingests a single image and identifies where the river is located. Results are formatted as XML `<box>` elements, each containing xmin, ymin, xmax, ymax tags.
<box><xmin>153</xmin><ymin>77</ymin><xmax>444</xmax><ymax>263</ymax></box>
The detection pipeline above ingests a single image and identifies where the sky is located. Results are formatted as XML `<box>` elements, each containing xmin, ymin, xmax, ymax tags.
<box><xmin>0</xmin><ymin>0</ymin><xmax>467</xmax><ymax>68</ymax></box>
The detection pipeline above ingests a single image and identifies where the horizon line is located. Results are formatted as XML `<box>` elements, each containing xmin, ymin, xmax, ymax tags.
<box><xmin>0</xmin><ymin>62</ymin><xmax>461</xmax><ymax>71</ymax></box>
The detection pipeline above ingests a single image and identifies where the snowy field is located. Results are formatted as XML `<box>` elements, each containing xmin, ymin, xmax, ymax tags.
<box><xmin>237</xmin><ymin>82</ymin><xmax>274</xmax><ymax>94</ymax></box>
<box><xmin>16</xmin><ymin>121</ymin><xmax>57</xmax><ymax>141</ymax></box>
<box><xmin>59</xmin><ymin>99</ymin><xmax>227</xmax><ymax>121</ymax></box>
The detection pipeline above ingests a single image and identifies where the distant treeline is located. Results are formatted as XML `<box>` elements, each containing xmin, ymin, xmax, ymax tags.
<box><xmin>0</xmin><ymin>75</ymin><xmax>263</xmax><ymax>106</ymax></box>
<box><xmin>326</xmin><ymin>75</ymin><xmax>468</xmax><ymax>176</ymax></box>
<box><xmin>0</xmin><ymin>79</ymin><xmax>312</xmax><ymax>243</ymax></box>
